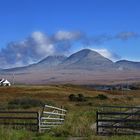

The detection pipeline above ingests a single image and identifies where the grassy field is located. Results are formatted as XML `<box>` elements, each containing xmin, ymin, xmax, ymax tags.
<box><xmin>0</xmin><ymin>85</ymin><xmax>140</xmax><ymax>140</ymax></box>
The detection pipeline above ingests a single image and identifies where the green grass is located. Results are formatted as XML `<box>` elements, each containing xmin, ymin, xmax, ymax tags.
<box><xmin>0</xmin><ymin>127</ymin><xmax>66</xmax><ymax>140</ymax></box>
<box><xmin>0</xmin><ymin>127</ymin><xmax>140</xmax><ymax>140</ymax></box>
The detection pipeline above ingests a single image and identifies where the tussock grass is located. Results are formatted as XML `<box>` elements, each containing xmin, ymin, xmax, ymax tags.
<box><xmin>0</xmin><ymin>127</ymin><xmax>33</xmax><ymax>140</ymax></box>
<box><xmin>52</xmin><ymin>108</ymin><xmax>96</xmax><ymax>137</ymax></box>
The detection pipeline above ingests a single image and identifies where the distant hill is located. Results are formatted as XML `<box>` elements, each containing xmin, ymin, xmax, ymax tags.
<box><xmin>0</xmin><ymin>49</ymin><xmax>140</xmax><ymax>84</ymax></box>
<box><xmin>116</xmin><ymin>60</ymin><xmax>140</xmax><ymax>70</ymax></box>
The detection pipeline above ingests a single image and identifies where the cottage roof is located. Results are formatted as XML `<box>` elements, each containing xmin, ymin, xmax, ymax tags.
<box><xmin>3</xmin><ymin>80</ymin><xmax>10</xmax><ymax>84</ymax></box>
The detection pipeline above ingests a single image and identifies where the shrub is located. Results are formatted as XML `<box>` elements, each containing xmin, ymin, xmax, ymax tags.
<box><xmin>126</xmin><ymin>96</ymin><xmax>133</xmax><ymax>101</ymax></box>
<box><xmin>95</xmin><ymin>94</ymin><xmax>108</xmax><ymax>100</ymax></box>
<box><xmin>8</xmin><ymin>98</ymin><xmax>45</xmax><ymax>109</ymax></box>
<box><xmin>68</xmin><ymin>94</ymin><xmax>77</xmax><ymax>101</ymax></box>
<box><xmin>77</xmin><ymin>94</ymin><xmax>86</xmax><ymax>102</ymax></box>
<box><xmin>68</xmin><ymin>94</ymin><xmax>86</xmax><ymax>102</ymax></box>
<box><xmin>129</xmin><ymin>85</ymin><xmax>140</xmax><ymax>90</ymax></box>
<box><xmin>87</xmin><ymin>102</ymin><xmax>93</xmax><ymax>106</ymax></box>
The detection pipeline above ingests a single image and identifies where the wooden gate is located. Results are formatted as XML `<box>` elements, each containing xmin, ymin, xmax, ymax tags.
<box><xmin>39</xmin><ymin>105</ymin><xmax>67</xmax><ymax>131</ymax></box>
<box><xmin>96</xmin><ymin>106</ymin><xmax>140</xmax><ymax>135</ymax></box>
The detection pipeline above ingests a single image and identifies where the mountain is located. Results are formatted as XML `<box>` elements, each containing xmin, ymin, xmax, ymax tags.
<box><xmin>33</xmin><ymin>55</ymin><xmax>67</xmax><ymax>69</ymax></box>
<box><xmin>1</xmin><ymin>49</ymin><xmax>140</xmax><ymax>84</ymax></box>
<box><xmin>116</xmin><ymin>60</ymin><xmax>140</xmax><ymax>70</ymax></box>
<box><xmin>2</xmin><ymin>55</ymin><xmax>67</xmax><ymax>72</ymax></box>
<box><xmin>3</xmin><ymin>49</ymin><xmax>115</xmax><ymax>72</ymax></box>
<box><xmin>60</xmin><ymin>49</ymin><xmax>115</xmax><ymax>70</ymax></box>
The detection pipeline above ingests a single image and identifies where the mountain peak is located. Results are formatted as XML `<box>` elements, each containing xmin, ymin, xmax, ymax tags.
<box><xmin>38</xmin><ymin>55</ymin><xmax>67</xmax><ymax>63</ymax></box>
<box><xmin>75</xmin><ymin>48</ymin><xmax>99</xmax><ymax>56</ymax></box>
<box><xmin>61</xmin><ymin>49</ymin><xmax>114</xmax><ymax>70</ymax></box>
<box><xmin>36</xmin><ymin>55</ymin><xmax>67</xmax><ymax>67</ymax></box>
<box><xmin>67</xmin><ymin>49</ymin><xmax>101</xmax><ymax>60</ymax></box>
<box><xmin>77</xmin><ymin>48</ymin><xmax>92</xmax><ymax>53</ymax></box>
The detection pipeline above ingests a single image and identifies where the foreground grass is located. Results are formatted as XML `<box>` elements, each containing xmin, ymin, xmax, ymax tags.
<box><xmin>0</xmin><ymin>127</ymin><xmax>140</xmax><ymax>140</ymax></box>
<box><xmin>0</xmin><ymin>127</ymin><xmax>65</xmax><ymax>140</ymax></box>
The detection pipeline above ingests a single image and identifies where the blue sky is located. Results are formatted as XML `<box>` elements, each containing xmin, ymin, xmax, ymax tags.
<box><xmin>0</xmin><ymin>0</ymin><xmax>140</xmax><ymax>68</ymax></box>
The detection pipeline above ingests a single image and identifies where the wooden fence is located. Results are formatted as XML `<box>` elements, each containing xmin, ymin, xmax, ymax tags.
<box><xmin>96</xmin><ymin>106</ymin><xmax>140</xmax><ymax>135</ymax></box>
<box><xmin>0</xmin><ymin>105</ymin><xmax>67</xmax><ymax>132</ymax></box>
<box><xmin>0</xmin><ymin>111</ymin><xmax>39</xmax><ymax>131</ymax></box>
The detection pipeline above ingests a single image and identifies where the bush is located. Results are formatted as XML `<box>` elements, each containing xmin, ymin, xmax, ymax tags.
<box><xmin>95</xmin><ymin>94</ymin><xmax>108</xmax><ymax>100</ymax></box>
<box><xmin>126</xmin><ymin>96</ymin><xmax>133</xmax><ymax>101</ymax></box>
<box><xmin>87</xmin><ymin>102</ymin><xmax>93</xmax><ymax>106</ymax></box>
<box><xmin>68</xmin><ymin>94</ymin><xmax>77</xmax><ymax>101</ymax></box>
<box><xmin>8</xmin><ymin>98</ymin><xmax>45</xmax><ymax>109</ymax></box>
<box><xmin>77</xmin><ymin>94</ymin><xmax>86</xmax><ymax>102</ymax></box>
<box><xmin>129</xmin><ymin>85</ymin><xmax>140</xmax><ymax>90</ymax></box>
<box><xmin>68</xmin><ymin>94</ymin><xmax>86</xmax><ymax>102</ymax></box>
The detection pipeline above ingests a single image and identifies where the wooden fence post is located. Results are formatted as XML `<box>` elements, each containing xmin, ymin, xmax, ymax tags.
<box><xmin>96</xmin><ymin>111</ymin><xmax>99</xmax><ymax>135</ymax></box>
<box><xmin>37</xmin><ymin>111</ymin><xmax>41</xmax><ymax>132</ymax></box>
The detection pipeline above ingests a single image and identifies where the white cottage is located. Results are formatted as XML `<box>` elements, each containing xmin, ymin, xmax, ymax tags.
<box><xmin>0</xmin><ymin>79</ymin><xmax>11</xmax><ymax>86</ymax></box>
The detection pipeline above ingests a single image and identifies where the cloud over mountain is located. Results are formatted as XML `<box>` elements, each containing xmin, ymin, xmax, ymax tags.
<box><xmin>0</xmin><ymin>30</ymin><xmax>138</xmax><ymax>68</ymax></box>
<box><xmin>0</xmin><ymin>31</ymin><xmax>83</xmax><ymax>68</ymax></box>
<box><xmin>91</xmin><ymin>48</ymin><xmax>121</xmax><ymax>61</ymax></box>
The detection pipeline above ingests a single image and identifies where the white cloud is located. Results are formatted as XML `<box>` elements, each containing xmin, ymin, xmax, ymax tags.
<box><xmin>31</xmin><ymin>31</ymin><xmax>54</xmax><ymax>55</ymax></box>
<box><xmin>90</xmin><ymin>48</ymin><xmax>120</xmax><ymax>61</ymax></box>
<box><xmin>116</xmin><ymin>32</ymin><xmax>139</xmax><ymax>40</ymax></box>
<box><xmin>93</xmin><ymin>49</ymin><xmax>112</xmax><ymax>58</ymax></box>
<box><xmin>54</xmin><ymin>30</ymin><xmax>82</xmax><ymax>40</ymax></box>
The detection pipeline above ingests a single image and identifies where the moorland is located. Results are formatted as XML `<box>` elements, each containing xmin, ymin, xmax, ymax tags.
<box><xmin>0</xmin><ymin>84</ymin><xmax>140</xmax><ymax>140</ymax></box>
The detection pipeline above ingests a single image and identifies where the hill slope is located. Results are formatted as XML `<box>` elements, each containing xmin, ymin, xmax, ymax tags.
<box><xmin>116</xmin><ymin>60</ymin><xmax>140</xmax><ymax>70</ymax></box>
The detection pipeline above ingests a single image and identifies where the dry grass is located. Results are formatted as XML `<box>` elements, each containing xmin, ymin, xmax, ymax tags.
<box><xmin>0</xmin><ymin>85</ymin><xmax>140</xmax><ymax>108</ymax></box>
<box><xmin>0</xmin><ymin>85</ymin><xmax>105</xmax><ymax>105</ymax></box>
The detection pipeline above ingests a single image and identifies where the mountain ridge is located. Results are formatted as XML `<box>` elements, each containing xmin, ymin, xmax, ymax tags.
<box><xmin>0</xmin><ymin>49</ymin><xmax>140</xmax><ymax>84</ymax></box>
<box><xmin>1</xmin><ymin>49</ymin><xmax>140</xmax><ymax>72</ymax></box>
<box><xmin>116</xmin><ymin>60</ymin><xmax>140</xmax><ymax>70</ymax></box>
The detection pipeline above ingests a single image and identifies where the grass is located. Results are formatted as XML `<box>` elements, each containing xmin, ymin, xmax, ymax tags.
<box><xmin>0</xmin><ymin>85</ymin><xmax>140</xmax><ymax>139</ymax></box>
<box><xmin>0</xmin><ymin>127</ymin><xmax>140</xmax><ymax>140</ymax></box>
<box><xmin>8</xmin><ymin>97</ymin><xmax>45</xmax><ymax>109</ymax></box>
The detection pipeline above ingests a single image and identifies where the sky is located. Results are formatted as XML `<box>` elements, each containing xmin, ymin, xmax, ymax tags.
<box><xmin>0</xmin><ymin>0</ymin><xmax>140</xmax><ymax>68</ymax></box>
